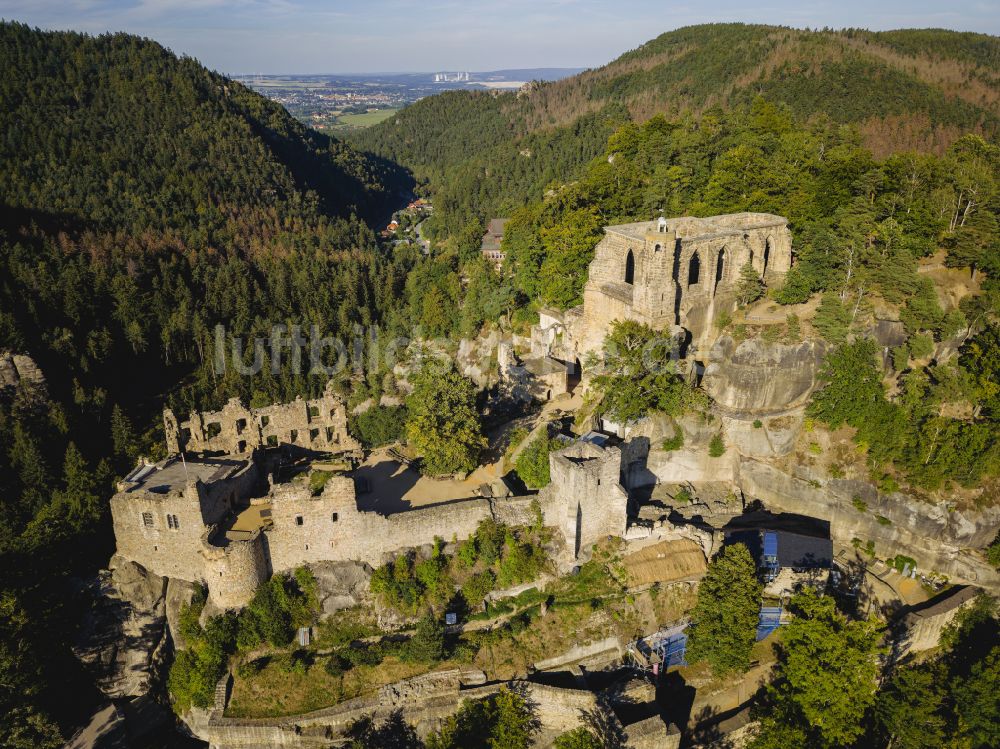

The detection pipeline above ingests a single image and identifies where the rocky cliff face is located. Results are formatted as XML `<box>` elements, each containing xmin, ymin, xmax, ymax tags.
<box><xmin>702</xmin><ymin>336</ymin><xmax>827</xmax><ymax>415</ymax></box>
<box><xmin>701</xmin><ymin>335</ymin><xmax>827</xmax><ymax>458</ymax></box>
<box><xmin>0</xmin><ymin>351</ymin><xmax>45</xmax><ymax>391</ymax></box>
<box><xmin>73</xmin><ymin>555</ymin><xmax>170</xmax><ymax>700</ymax></box>
<box><xmin>737</xmin><ymin>461</ymin><xmax>1000</xmax><ymax>591</ymax></box>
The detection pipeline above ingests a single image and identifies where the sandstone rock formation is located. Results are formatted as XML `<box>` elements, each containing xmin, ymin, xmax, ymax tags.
<box><xmin>74</xmin><ymin>556</ymin><xmax>169</xmax><ymax>700</ymax></box>
<box><xmin>703</xmin><ymin>335</ymin><xmax>827</xmax><ymax>458</ymax></box>
<box><xmin>0</xmin><ymin>351</ymin><xmax>45</xmax><ymax>391</ymax></box>
<box><xmin>310</xmin><ymin>560</ymin><xmax>372</xmax><ymax>615</ymax></box>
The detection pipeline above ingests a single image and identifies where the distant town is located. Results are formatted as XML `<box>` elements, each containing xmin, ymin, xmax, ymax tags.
<box><xmin>234</xmin><ymin>68</ymin><xmax>584</xmax><ymax>130</ymax></box>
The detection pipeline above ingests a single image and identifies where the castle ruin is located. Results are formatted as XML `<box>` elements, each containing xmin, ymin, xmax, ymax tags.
<box><xmin>164</xmin><ymin>382</ymin><xmax>359</xmax><ymax>456</ymax></box>
<box><xmin>529</xmin><ymin>212</ymin><xmax>792</xmax><ymax>367</ymax></box>
<box><xmin>111</xmin><ymin>431</ymin><xmax>629</xmax><ymax>609</ymax></box>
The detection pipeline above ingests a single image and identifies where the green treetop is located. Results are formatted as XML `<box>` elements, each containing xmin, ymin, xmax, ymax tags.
<box><xmin>686</xmin><ymin>542</ymin><xmax>762</xmax><ymax>675</ymax></box>
<box><xmin>592</xmin><ymin>319</ymin><xmax>708</xmax><ymax>423</ymax></box>
<box><xmin>406</xmin><ymin>366</ymin><xmax>487</xmax><ymax>476</ymax></box>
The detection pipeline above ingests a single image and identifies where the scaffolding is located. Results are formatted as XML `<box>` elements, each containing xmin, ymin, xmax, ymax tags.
<box><xmin>756</xmin><ymin>605</ymin><xmax>784</xmax><ymax>641</ymax></box>
<box><xmin>626</xmin><ymin>622</ymin><xmax>689</xmax><ymax>675</ymax></box>
<box><xmin>761</xmin><ymin>530</ymin><xmax>780</xmax><ymax>582</ymax></box>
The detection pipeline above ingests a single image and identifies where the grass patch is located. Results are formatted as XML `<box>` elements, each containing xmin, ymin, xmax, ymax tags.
<box><xmin>226</xmin><ymin>653</ymin><xmax>442</xmax><ymax>718</ymax></box>
<box><xmin>332</xmin><ymin>108</ymin><xmax>399</xmax><ymax>129</ymax></box>
<box><xmin>309</xmin><ymin>470</ymin><xmax>334</xmax><ymax>496</ymax></box>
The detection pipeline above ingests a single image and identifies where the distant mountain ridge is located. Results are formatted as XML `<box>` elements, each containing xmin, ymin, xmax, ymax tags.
<box><xmin>351</xmin><ymin>22</ymin><xmax>999</xmax><ymax>235</ymax></box>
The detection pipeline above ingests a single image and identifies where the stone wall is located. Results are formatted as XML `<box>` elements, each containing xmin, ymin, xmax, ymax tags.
<box><xmin>556</xmin><ymin>213</ymin><xmax>793</xmax><ymax>357</ymax></box>
<box><xmin>165</xmin><ymin>382</ymin><xmax>359</xmax><ymax>456</ymax></box>
<box><xmin>544</xmin><ymin>441</ymin><xmax>628</xmax><ymax>559</ymax></box>
<box><xmin>195</xmin><ymin>670</ymin><xmax>637</xmax><ymax>748</ymax></box>
<box><xmin>202</xmin><ymin>531</ymin><xmax>270</xmax><ymax>609</ymax></box>
<box><xmin>110</xmin><ymin>458</ymin><xmax>260</xmax><ymax>585</ymax></box>
<box><xmin>265</xmin><ymin>475</ymin><xmax>495</xmax><ymax>572</ymax></box>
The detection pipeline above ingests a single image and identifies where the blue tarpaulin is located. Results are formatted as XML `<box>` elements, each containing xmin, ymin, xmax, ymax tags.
<box><xmin>756</xmin><ymin>606</ymin><xmax>783</xmax><ymax>641</ymax></box>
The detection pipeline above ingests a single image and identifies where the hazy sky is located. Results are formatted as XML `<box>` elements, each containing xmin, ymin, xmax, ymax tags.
<box><xmin>2</xmin><ymin>0</ymin><xmax>998</xmax><ymax>74</ymax></box>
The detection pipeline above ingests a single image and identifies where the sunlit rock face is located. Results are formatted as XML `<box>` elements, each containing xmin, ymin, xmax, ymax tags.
<box><xmin>702</xmin><ymin>335</ymin><xmax>827</xmax><ymax>458</ymax></box>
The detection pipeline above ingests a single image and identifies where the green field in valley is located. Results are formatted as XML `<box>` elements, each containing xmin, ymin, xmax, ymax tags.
<box><xmin>333</xmin><ymin>108</ymin><xmax>399</xmax><ymax>129</ymax></box>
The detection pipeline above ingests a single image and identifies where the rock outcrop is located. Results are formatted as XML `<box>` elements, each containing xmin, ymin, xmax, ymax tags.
<box><xmin>0</xmin><ymin>351</ymin><xmax>45</xmax><ymax>391</ymax></box>
<box><xmin>702</xmin><ymin>336</ymin><xmax>827</xmax><ymax>458</ymax></box>
<box><xmin>74</xmin><ymin>556</ymin><xmax>169</xmax><ymax>700</ymax></box>
<box><xmin>310</xmin><ymin>560</ymin><xmax>372</xmax><ymax>615</ymax></box>
<box><xmin>737</xmin><ymin>461</ymin><xmax>1000</xmax><ymax>591</ymax></box>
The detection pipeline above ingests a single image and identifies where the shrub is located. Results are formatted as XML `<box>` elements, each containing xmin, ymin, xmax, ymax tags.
<box><xmin>349</xmin><ymin>404</ymin><xmax>408</xmax><ymax>448</ymax></box>
<box><xmin>324</xmin><ymin>654</ymin><xmax>346</xmax><ymax>677</ymax></box>
<box><xmin>753</xmin><ymin>419</ymin><xmax>763</xmax><ymax>429</ymax></box>
<box><xmin>876</xmin><ymin>515</ymin><xmax>892</xmax><ymax>526</ymax></box>
<box><xmin>852</xmin><ymin>496</ymin><xmax>868</xmax><ymax>512</ymax></box>
<box><xmin>708</xmin><ymin>434</ymin><xmax>726</xmax><ymax>457</ymax></box>
<box><xmin>342</xmin><ymin>644</ymin><xmax>384</xmax><ymax>667</ymax></box>
<box><xmin>462</xmin><ymin>570</ymin><xmax>496</xmax><ymax>608</ymax></box>
<box><xmin>514</xmin><ymin>433</ymin><xmax>560</xmax><ymax>488</ymax></box>
<box><xmin>662</xmin><ymin>425</ymin><xmax>684</xmax><ymax>451</ymax></box>
<box><xmin>405</xmin><ymin>612</ymin><xmax>446</xmax><ymax>663</ymax></box>
<box><xmin>236</xmin><ymin>658</ymin><xmax>264</xmax><ymax>679</ymax></box>
<box><xmin>496</xmin><ymin>530</ymin><xmax>544</xmax><ymax>589</ymax></box>
<box><xmin>909</xmin><ymin>333</ymin><xmax>935</xmax><ymax>359</ymax></box>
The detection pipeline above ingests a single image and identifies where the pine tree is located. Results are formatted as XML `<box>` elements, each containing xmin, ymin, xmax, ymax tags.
<box><xmin>686</xmin><ymin>542</ymin><xmax>762</xmax><ymax>675</ymax></box>
<box><xmin>110</xmin><ymin>404</ymin><xmax>138</xmax><ymax>466</ymax></box>
<box><xmin>736</xmin><ymin>261</ymin><xmax>764</xmax><ymax>306</ymax></box>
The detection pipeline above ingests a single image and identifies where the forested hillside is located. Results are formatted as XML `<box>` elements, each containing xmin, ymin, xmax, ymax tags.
<box><xmin>0</xmin><ymin>23</ymin><xmax>416</xmax><ymax>746</ymax></box>
<box><xmin>353</xmin><ymin>23</ymin><xmax>1000</xmax><ymax>237</ymax></box>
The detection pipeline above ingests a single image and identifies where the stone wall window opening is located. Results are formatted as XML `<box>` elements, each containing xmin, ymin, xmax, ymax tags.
<box><xmin>329</xmin><ymin>408</ymin><xmax>337</xmax><ymax>419</ymax></box>
<box><xmin>657</xmin><ymin>216</ymin><xmax>668</xmax><ymax>233</ymax></box>
<box><xmin>167</xmin><ymin>513</ymin><xmax>180</xmax><ymax>530</ymax></box>
<box><xmin>260</xmin><ymin>414</ymin><xmax>270</xmax><ymax>428</ymax></box>
<box><xmin>331</xmin><ymin>512</ymin><xmax>338</xmax><ymax>522</ymax></box>
<box><xmin>290</xmin><ymin>429</ymin><xmax>298</xmax><ymax>443</ymax></box>
<box><xmin>309</xmin><ymin>428</ymin><xmax>320</xmax><ymax>443</ymax></box>
<box><xmin>266</xmin><ymin>434</ymin><xmax>278</xmax><ymax>447</ymax></box>
<box><xmin>654</xmin><ymin>243</ymin><xmax>661</xmax><ymax>252</ymax></box>
<box><xmin>624</xmin><ymin>249</ymin><xmax>635</xmax><ymax>285</ymax></box>
<box><xmin>688</xmin><ymin>252</ymin><xmax>700</xmax><ymax>286</ymax></box>
<box><xmin>206</xmin><ymin>422</ymin><xmax>222</xmax><ymax>439</ymax></box>
<box><xmin>295</xmin><ymin>515</ymin><xmax>304</xmax><ymax>526</ymax></box>
<box><xmin>714</xmin><ymin>247</ymin><xmax>726</xmax><ymax>295</ymax></box>
<box><xmin>326</xmin><ymin>427</ymin><xmax>334</xmax><ymax>442</ymax></box>
<box><xmin>237</xmin><ymin>440</ymin><xmax>247</xmax><ymax>453</ymax></box>
<box><xmin>308</xmin><ymin>405</ymin><xmax>320</xmax><ymax>419</ymax></box>
<box><xmin>764</xmin><ymin>237</ymin><xmax>772</xmax><ymax>274</ymax></box>
<box><xmin>235</xmin><ymin>418</ymin><xmax>247</xmax><ymax>435</ymax></box>
<box><xmin>142</xmin><ymin>511</ymin><xmax>154</xmax><ymax>527</ymax></box>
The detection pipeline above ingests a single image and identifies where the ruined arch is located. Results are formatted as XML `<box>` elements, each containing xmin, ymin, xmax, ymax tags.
<box><xmin>688</xmin><ymin>251</ymin><xmax>700</xmax><ymax>286</ymax></box>
<box><xmin>714</xmin><ymin>247</ymin><xmax>726</xmax><ymax>294</ymax></box>
<box><xmin>624</xmin><ymin>249</ymin><xmax>635</xmax><ymax>285</ymax></box>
